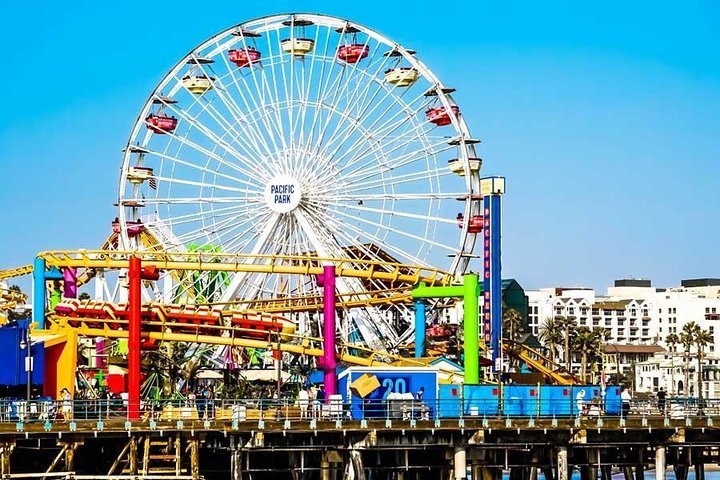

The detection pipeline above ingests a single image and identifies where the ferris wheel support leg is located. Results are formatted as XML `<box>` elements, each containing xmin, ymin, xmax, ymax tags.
<box><xmin>127</xmin><ymin>256</ymin><xmax>142</xmax><ymax>421</ymax></box>
<box><xmin>414</xmin><ymin>300</ymin><xmax>426</xmax><ymax>358</ymax></box>
<box><xmin>317</xmin><ymin>265</ymin><xmax>338</xmax><ymax>399</ymax></box>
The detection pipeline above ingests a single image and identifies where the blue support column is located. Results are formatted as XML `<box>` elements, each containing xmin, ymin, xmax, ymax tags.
<box><xmin>414</xmin><ymin>299</ymin><xmax>426</xmax><ymax>358</ymax></box>
<box><xmin>483</xmin><ymin>193</ymin><xmax>503</xmax><ymax>371</ymax></box>
<box><xmin>489</xmin><ymin>194</ymin><xmax>503</xmax><ymax>370</ymax></box>
<box><xmin>32</xmin><ymin>257</ymin><xmax>46</xmax><ymax>328</ymax></box>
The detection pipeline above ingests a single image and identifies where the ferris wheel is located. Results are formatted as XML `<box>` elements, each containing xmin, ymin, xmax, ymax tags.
<box><xmin>117</xmin><ymin>13</ymin><xmax>482</xmax><ymax>349</ymax></box>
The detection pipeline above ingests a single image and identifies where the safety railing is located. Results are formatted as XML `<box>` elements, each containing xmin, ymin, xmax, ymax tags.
<box><xmin>1</xmin><ymin>396</ymin><xmax>716</xmax><ymax>425</ymax></box>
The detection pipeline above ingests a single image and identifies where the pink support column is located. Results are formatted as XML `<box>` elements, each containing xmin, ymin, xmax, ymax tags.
<box><xmin>62</xmin><ymin>267</ymin><xmax>77</xmax><ymax>298</ymax></box>
<box><xmin>316</xmin><ymin>265</ymin><xmax>337</xmax><ymax>399</ymax></box>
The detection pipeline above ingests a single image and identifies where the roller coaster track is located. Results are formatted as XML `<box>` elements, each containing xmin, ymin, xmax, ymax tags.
<box><xmin>503</xmin><ymin>340</ymin><xmax>580</xmax><ymax>385</ymax></box>
<box><xmin>41</xmin><ymin>314</ymin><xmax>447</xmax><ymax>371</ymax></box>
<box><xmin>0</xmin><ymin>264</ymin><xmax>33</xmax><ymax>280</ymax></box>
<box><xmin>37</xmin><ymin>250</ymin><xmax>454</xmax><ymax>287</ymax></box>
<box><xmin>214</xmin><ymin>287</ymin><xmax>414</xmax><ymax>313</ymax></box>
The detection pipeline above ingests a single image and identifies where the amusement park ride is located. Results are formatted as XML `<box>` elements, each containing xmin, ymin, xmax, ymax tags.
<box><xmin>0</xmin><ymin>13</ymin><xmax>577</xmax><ymax>418</ymax></box>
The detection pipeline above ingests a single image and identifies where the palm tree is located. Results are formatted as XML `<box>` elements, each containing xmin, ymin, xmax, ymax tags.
<box><xmin>665</xmin><ymin>332</ymin><xmax>679</xmax><ymax>394</ymax></box>
<box><xmin>502</xmin><ymin>308</ymin><xmax>525</xmax><ymax>341</ymax></box>
<box><xmin>538</xmin><ymin>317</ymin><xmax>563</xmax><ymax>364</ymax></box>
<box><xmin>680</xmin><ymin>322</ymin><xmax>701</xmax><ymax>395</ymax></box>
<box><xmin>695</xmin><ymin>329</ymin><xmax>713</xmax><ymax>401</ymax></box>
<box><xmin>574</xmin><ymin>327</ymin><xmax>596</xmax><ymax>382</ymax></box>
<box><xmin>556</xmin><ymin>316</ymin><xmax>577</xmax><ymax>371</ymax></box>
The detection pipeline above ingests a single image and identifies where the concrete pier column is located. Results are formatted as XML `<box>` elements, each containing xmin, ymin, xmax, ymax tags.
<box><xmin>454</xmin><ymin>446</ymin><xmax>467</xmax><ymax>480</ymax></box>
<box><xmin>557</xmin><ymin>447</ymin><xmax>569</xmax><ymax>480</ymax></box>
<box><xmin>321</xmin><ymin>453</ymin><xmax>331</xmax><ymax>480</ymax></box>
<box><xmin>656</xmin><ymin>446</ymin><xmax>666</xmax><ymax>480</ymax></box>
<box><xmin>231</xmin><ymin>437</ymin><xmax>242</xmax><ymax>480</ymax></box>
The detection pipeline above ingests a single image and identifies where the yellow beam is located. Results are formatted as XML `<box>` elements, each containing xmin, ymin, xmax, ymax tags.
<box><xmin>42</xmin><ymin>315</ymin><xmax>447</xmax><ymax>370</ymax></box>
<box><xmin>37</xmin><ymin>250</ymin><xmax>454</xmax><ymax>286</ymax></box>
<box><xmin>0</xmin><ymin>264</ymin><xmax>33</xmax><ymax>280</ymax></box>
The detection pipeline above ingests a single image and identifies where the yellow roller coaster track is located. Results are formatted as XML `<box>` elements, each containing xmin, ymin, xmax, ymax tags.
<box><xmin>41</xmin><ymin>314</ymin><xmax>458</xmax><ymax>374</ymax></box>
<box><xmin>0</xmin><ymin>264</ymin><xmax>33</xmax><ymax>280</ymax></box>
<box><xmin>503</xmin><ymin>340</ymin><xmax>580</xmax><ymax>385</ymax></box>
<box><xmin>211</xmin><ymin>287</ymin><xmax>416</xmax><ymax>313</ymax></box>
<box><xmin>37</xmin><ymin>250</ymin><xmax>455</xmax><ymax>286</ymax></box>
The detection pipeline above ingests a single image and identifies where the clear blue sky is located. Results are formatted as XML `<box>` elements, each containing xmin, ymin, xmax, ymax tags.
<box><xmin>0</xmin><ymin>0</ymin><xmax>718</xmax><ymax>291</ymax></box>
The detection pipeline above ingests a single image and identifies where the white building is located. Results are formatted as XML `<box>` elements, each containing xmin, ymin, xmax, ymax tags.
<box><xmin>527</xmin><ymin>278</ymin><xmax>720</xmax><ymax>393</ymax></box>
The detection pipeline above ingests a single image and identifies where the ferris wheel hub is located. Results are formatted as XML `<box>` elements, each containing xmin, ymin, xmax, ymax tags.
<box><xmin>265</xmin><ymin>174</ymin><xmax>302</xmax><ymax>214</ymax></box>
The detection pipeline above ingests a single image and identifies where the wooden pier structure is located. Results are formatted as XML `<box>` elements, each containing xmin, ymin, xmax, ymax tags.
<box><xmin>0</xmin><ymin>416</ymin><xmax>719</xmax><ymax>479</ymax></box>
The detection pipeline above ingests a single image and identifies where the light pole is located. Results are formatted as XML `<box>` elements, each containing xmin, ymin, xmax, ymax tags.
<box><xmin>19</xmin><ymin>319</ymin><xmax>32</xmax><ymax>401</ymax></box>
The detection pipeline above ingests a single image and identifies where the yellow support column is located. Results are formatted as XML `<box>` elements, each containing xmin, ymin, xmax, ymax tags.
<box><xmin>57</xmin><ymin>330</ymin><xmax>78</xmax><ymax>398</ymax></box>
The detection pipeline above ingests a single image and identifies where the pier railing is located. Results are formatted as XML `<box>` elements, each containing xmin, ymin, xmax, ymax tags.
<box><xmin>0</xmin><ymin>396</ymin><xmax>712</xmax><ymax>425</ymax></box>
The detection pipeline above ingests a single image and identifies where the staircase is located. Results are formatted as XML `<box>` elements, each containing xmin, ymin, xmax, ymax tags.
<box><xmin>109</xmin><ymin>433</ymin><xmax>190</xmax><ymax>476</ymax></box>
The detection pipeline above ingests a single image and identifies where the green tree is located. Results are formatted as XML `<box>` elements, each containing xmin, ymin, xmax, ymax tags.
<box><xmin>538</xmin><ymin>317</ymin><xmax>563</xmax><ymax>364</ymax></box>
<box><xmin>665</xmin><ymin>332</ymin><xmax>679</xmax><ymax>394</ymax></box>
<box><xmin>680</xmin><ymin>322</ymin><xmax>700</xmax><ymax>395</ymax></box>
<box><xmin>573</xmin><ymin>326</ymin><xmax>610</xmax><ymax>382</ymax></box>
<box><xmin>502</xmin><ymin>308</ymin><xmax>524</xmax><ymax>341</ymax></box>
<box><xmin>695</xmin><ymin>328</ymin><xmax>713</xmax><ymax>400</ymax></box>
<box><xmin>556</xmin><ymin>316</ymin><xmax>577</xmax><ymax>371</ymax></box>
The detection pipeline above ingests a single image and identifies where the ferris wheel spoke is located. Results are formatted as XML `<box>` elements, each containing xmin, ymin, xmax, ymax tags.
<box><xmin>313</xmin><ymin>44</ymin><xmax>397</xmax><ymax>163</ymax></box>
<box><xmin>159</xmin><ymin>100</ymin><xmax>268</xmax><ymax>184</ymax></box>
<box><xmin>331</xmin><ymin>95</ymin><xmax>434</xmax><ymax>169</ymax></box>
<box><xmin>181</xmin><ymin>61</ymin><xmax>274</xmax><ymax>166</ymax></box>
<box><xmin>218</xmin><ymin>212</ymin><xmax>282</xmax><ymax>303</ymax></box>
<box><xmin>339</xmin><ymin>123</ymin><xmax>446</xmax><ymax>181</ymax></box>
<box><xmin>332</xmin><ymin>166</ymin><xmax>453</xmax><ymax>193</ymax></box>
<box><xmin>315</xmin><ymin>199</ymin><xmax>455</xmax><ymax>225</ymax></box>
<box><xmin>146</xmin><ymin>203</ymin><xmax>254</xmax><ymax>229</ymax></box>
<box><xmin>218</xmin><ymin>47</ymin><xmax>287</xmax><ymax>158</ymax></box>
<box><xmin>145</xmin><ymin>111</ymin><xmax>265</xmax><ymax>186</ymax></box>
<box><xmin>306</xmin><ymin>204</ymin><xmax>430</xmax><ymax>267</ymax></box>
<box><xmin>321</xmin><ymin>91</ymin><xmax>432</xmax><ymax>173</ymax></box>
<box><xmin>199</xmin><ymin>54</ymin><xmax>279</xmax><ymax>161</ymax></box>
<box><xmin>153</xmin><ymin>175</ymin><xmax>262</xmax><ymax>196</ymax></box>
<box><xmin>329</xmin><ymin>207</ymin><xmax>456</xmax><ymax>252</ymax></box>
<box><xmin>142</xmin><ymin>148</ymin><xmax>259</xmax><ymax>189</ymax></box>
<box><xmin>126</xmin><ymin>196</ymin><xmax>260</xmax><ymax>205</ymax></box>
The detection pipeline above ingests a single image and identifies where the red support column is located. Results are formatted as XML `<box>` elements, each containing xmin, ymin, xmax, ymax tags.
<box><xmin>127</xmin><ymin>256</ymin><xmax>142</xmax><ymax>420</ymax></box>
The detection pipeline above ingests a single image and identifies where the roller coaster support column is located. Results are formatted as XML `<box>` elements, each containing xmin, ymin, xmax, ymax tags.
<box><xmin>32</xmin><ymin>258</ymin><xmax>65</xmax><ymax>328</ymax></box>
<box><xmin>412</xmin><ymin>274</ymin><xmax>480</xmax><ymax>384</ymax></box>
<box><xmin>316</xmin><ymin>265</ymin><xmax>337</xmax><ymax>398</ymax></box>
<box><xmin>62</xmin><ymin>268</ymin><xmax>77</xmax><ymax>298</ymax></box>
<box><xmin>481</xmin><ymin>176</ymin><xmax>506</xmax><ymax>371</ymax></box>
<box><xmin>127</xmin><ymin>256</ymin><xmax>159</xmax><ymax>420</ymax></box>
<box><xmin>414</xmin><ymin>300</ymin><xmax>426</xmax><ymax>358</ymax></box>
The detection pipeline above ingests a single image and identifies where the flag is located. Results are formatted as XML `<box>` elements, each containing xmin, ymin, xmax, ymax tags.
<box><xmin>149</xmin><ymin>177</ymin><xmax>157</xmax><ymax>190</ymax></box>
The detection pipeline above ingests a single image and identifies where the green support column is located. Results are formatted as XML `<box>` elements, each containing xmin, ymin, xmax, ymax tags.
<box><xmin>412</xmin><ymin>273</ymin><xmax>481</xmax><ymax>384</ymax></box>
<box><xmin>463</xmin><ymin>274</ymin><xmax>480</xmax><ymax>384</ymax></box>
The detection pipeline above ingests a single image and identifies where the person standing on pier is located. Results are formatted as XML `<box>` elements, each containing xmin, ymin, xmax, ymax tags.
<box><xmin>621</xmin><ymin>386</ymin><xmax>632</xmax><ymax>417</ymax></box>
<box><xmin>60</xmin><ymin>388</ymin><xmax>73</xmax><ymax>423</ymax></box>
<box><xmin>657</xmin><ymin>387</ymin><xmax>667</xmax><ymax>414</ymax></box>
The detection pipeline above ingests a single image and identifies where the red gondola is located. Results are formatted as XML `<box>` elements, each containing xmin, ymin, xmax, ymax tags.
<box><xmin>228</xmin><ymin>47</ymin><xmax>262</xmax><ymax>67</ymax></box>
<box><xmin>337</xmin><ymin>44</ymin><xmax>369</xmax><ymax>63</ymax></box>
<box><xmin>456</xmin><ymin>213</ymin><xmax>484</xmax><ymax>233</ymax></box>
<box><xmin>145</xmin><ymin>113</ymin><xmax>178</xmax><ymax>134</ymax></box>
<box><xmin>425</xmin><ymin>106</ymin><xmax>460</xmax><ymax>126</ymax></box>
<box><xmin>468</xmin><ymin>215</ymin><xmax>484</xmax><ymax>233</ymax></box>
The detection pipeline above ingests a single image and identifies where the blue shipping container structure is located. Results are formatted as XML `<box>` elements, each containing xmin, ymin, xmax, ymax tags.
<box><xmin>539</xmin><ymin>385</ymin><xmax>574</xmax><ymax>416</ymax></box>
<box><xmin>462</xmin><ymin>385</ymin><xmax>500</xmax><ymax>417</ymax></box>
<box><xmin>338</xmin><ymin>367</ymin><xmax>438</xmax><ymax>420</ymax></box>
<box><xmin>0</xmin><ymin>324</ymin><xmax>45</xmax><ymax>389</ymax></box>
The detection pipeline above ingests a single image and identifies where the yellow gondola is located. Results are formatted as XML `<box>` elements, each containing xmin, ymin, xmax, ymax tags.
<box><xmin>182</xmin><ymin>75</ymin><xmax>214</xmax><ymax>95</ymax></box>
<box><xmin>384</xmin><ymin>67</ymin><xmax>419</xmax><ymax>87</ymax></box>
<box><xmin>281</xmin><ymin>38</ymin><xmax>315</xmax><ymax>57</ymax></box>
